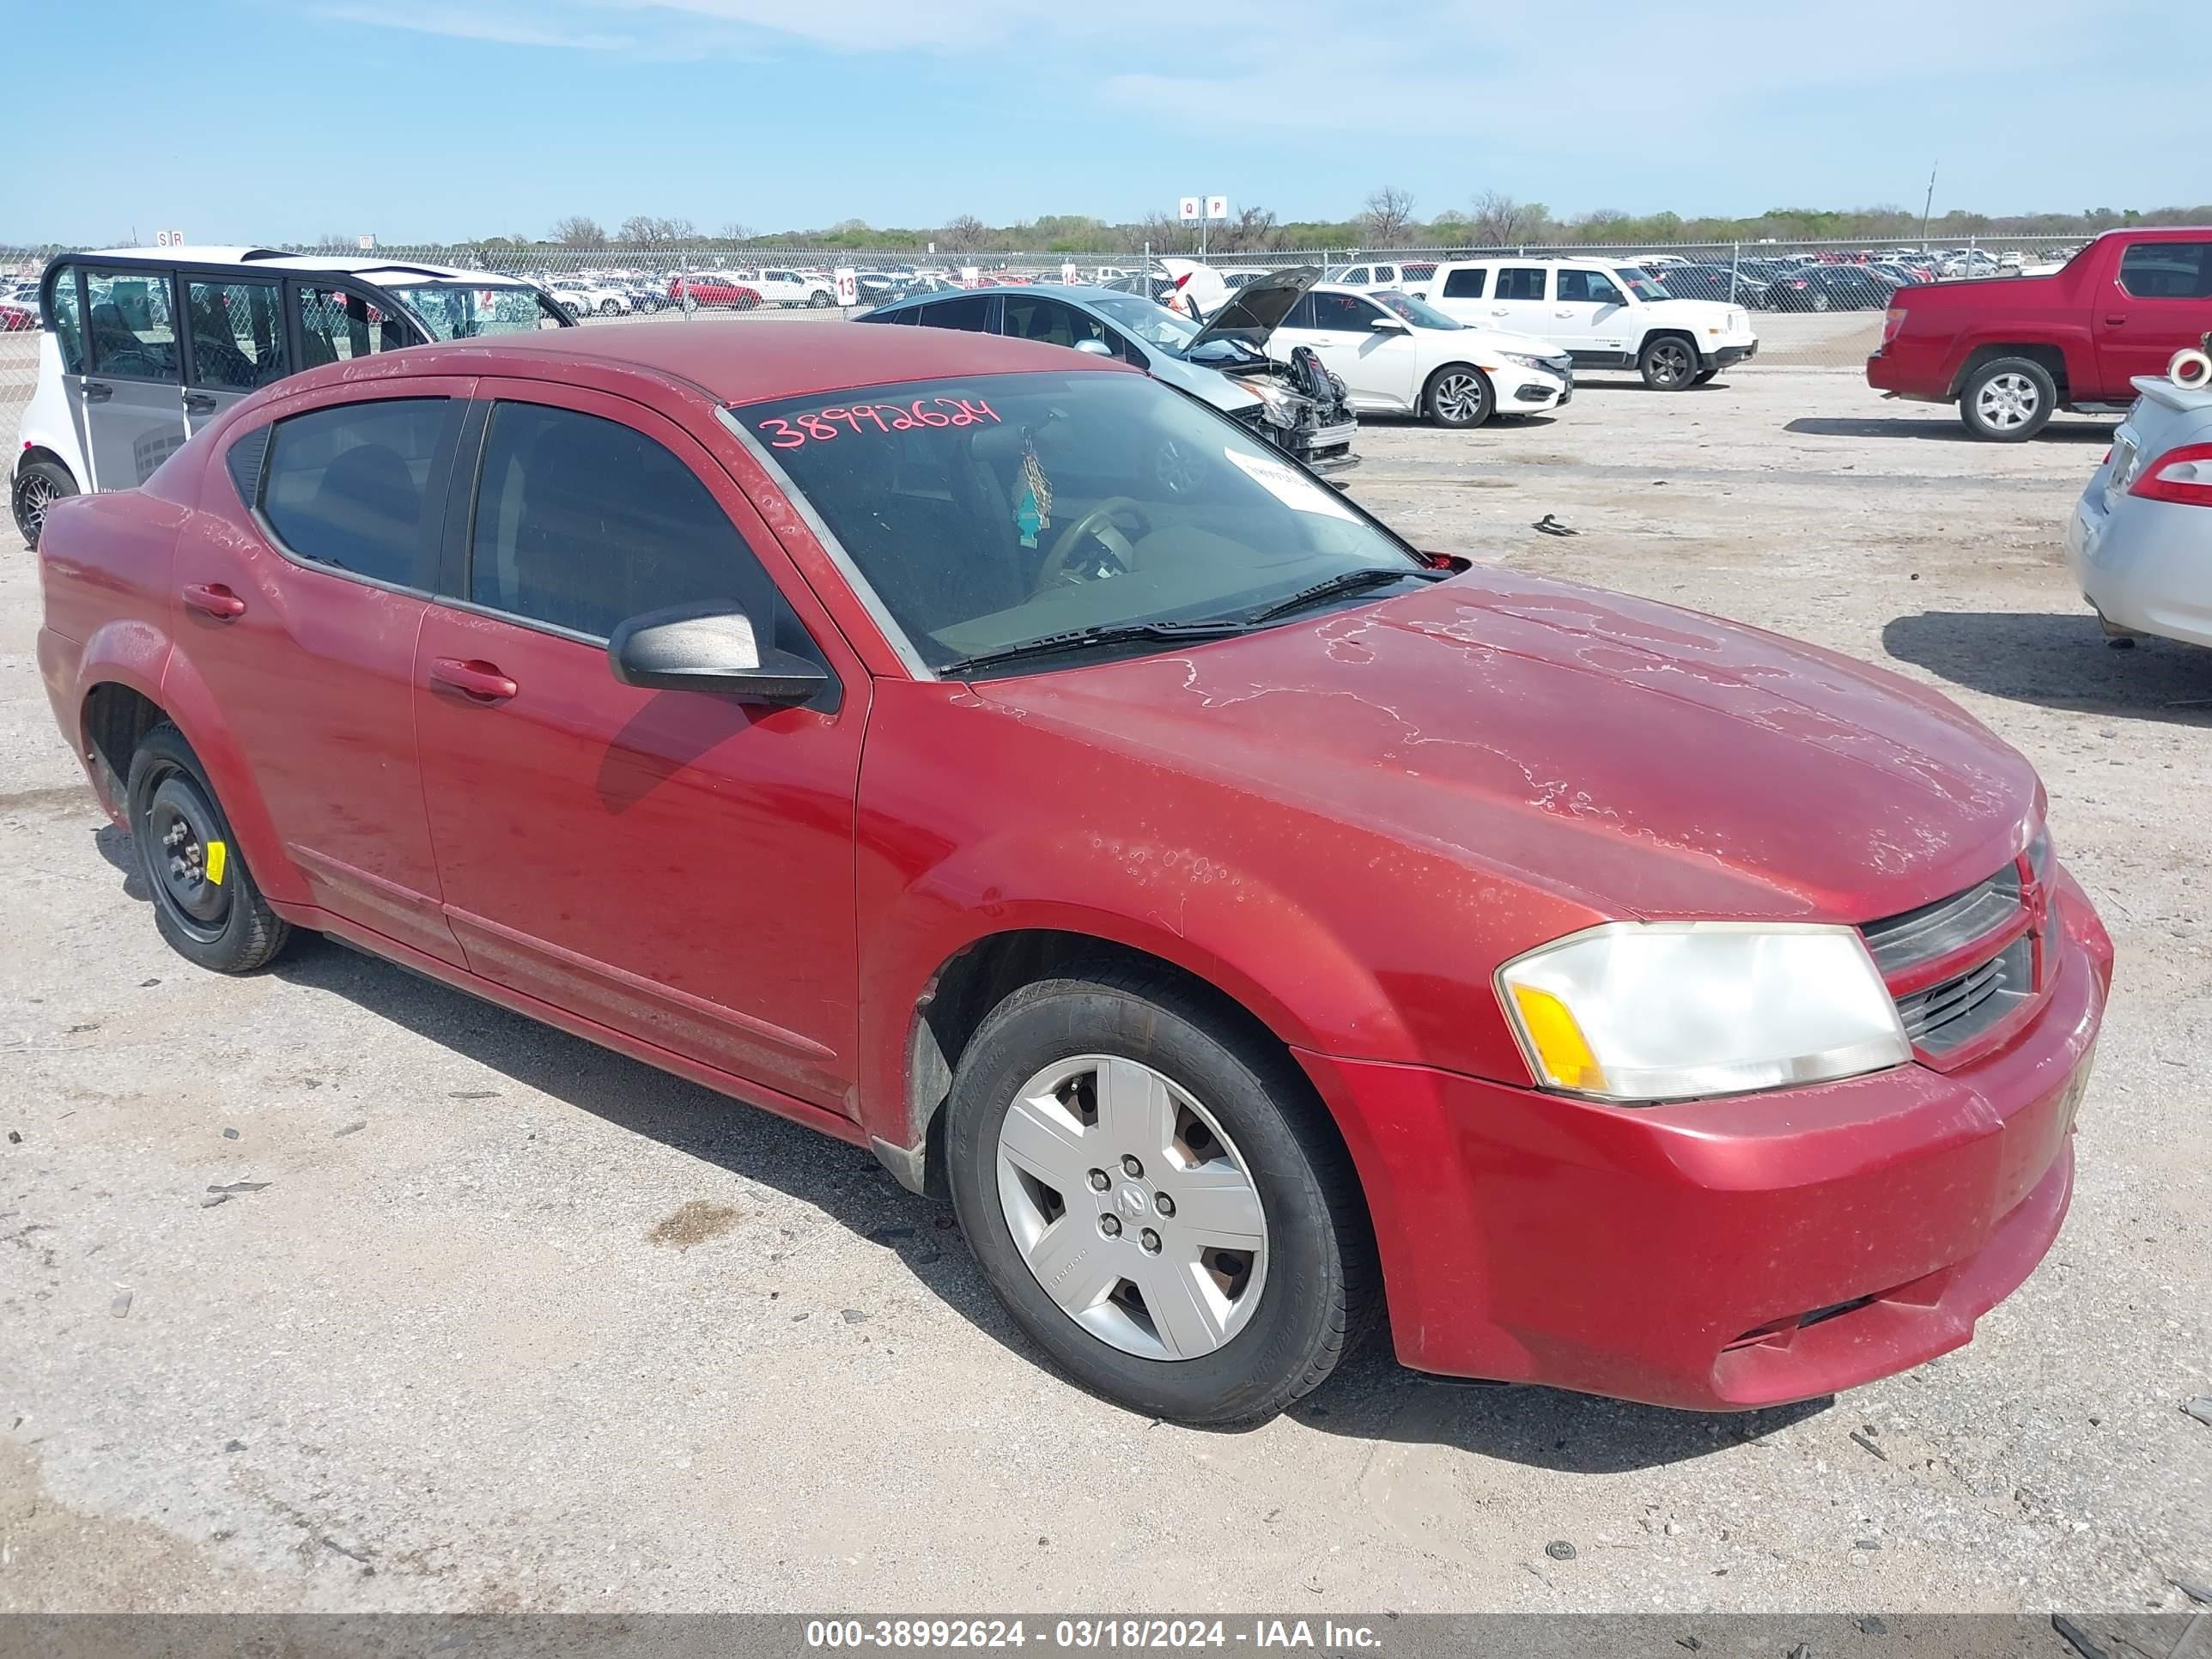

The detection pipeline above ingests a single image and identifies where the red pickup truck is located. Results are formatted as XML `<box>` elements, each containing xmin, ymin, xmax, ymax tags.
<box><xmin>1867</xmin><ymin>228</ymin><xmax>2212</xmax><ymax>441</ymax></box>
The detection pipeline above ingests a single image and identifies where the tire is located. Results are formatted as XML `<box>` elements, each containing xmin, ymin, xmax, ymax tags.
<box><xmin>124</xmin><ymin>724</ymin><xmax>290</xmax><ymax>975</ymax></box>
<box><xmin>1960</xmin><ymin>356</ymin><xmax>2057</xmax><ymax>442</ymax></box>
<box><xmin>1638</xmin><ymin>333</ymin><xmax>1700</xmax><ymax>391</ymax></box>
<box><xmin>809</xmin><ymin>290</ymin><xmax>835</xmax><ymax>308</ymax></box>
<box><xmin>1812</xmin><ymin>291</ymin><xmax>1831</xmax><ymax>313</ymax></box>
<box><xmin>599</xmin><ymin>299</ymin><xmax>621</xmax><ymax>316</ymax></box>
<box><xmin>1692</xmin><ymin>367</ymin><xmax>1720</xmax><ymax>386</ymax></box>
<box><xmin>11</xmin><ymin>457</ymin><xmax>76</xmax><ymax>550</ymax></box>
<box><xmin>1422</xmin><ymin>364</ymin><xmax>1494</xmax><ymax>428</ymax></box>
<box><xmin>944</xmin><ymin>963</ymin><xmax>1376</xmax><ymax>1428</ymax></box>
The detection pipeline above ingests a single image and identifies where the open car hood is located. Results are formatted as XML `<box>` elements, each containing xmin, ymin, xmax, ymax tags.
<box><xmin>1184</xmin><ymin>265</ymin><xmax>1322</xmax><ymax>354</ymax></box>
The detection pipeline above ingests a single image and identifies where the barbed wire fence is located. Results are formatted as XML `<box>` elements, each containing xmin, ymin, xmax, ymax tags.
<box><xmin>0</xmin><ymin>232</ymin><xmax>2093</xmax><ymax>459</ymax></box>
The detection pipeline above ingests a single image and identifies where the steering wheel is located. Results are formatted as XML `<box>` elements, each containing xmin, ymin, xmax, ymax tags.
<box><xmin>1037</xmin><ymin>497</ymin><xmax>1152</xmax><ymax>586</ymax></box>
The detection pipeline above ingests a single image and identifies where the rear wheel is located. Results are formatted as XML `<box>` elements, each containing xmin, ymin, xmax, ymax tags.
<box><xmin>945</xmin><ymin>964</ymin><xmax>1375</xmax><ymax>1427</ymax></box>
<box><xmin>11</xmin><ymin>457</ymin><xmax>76</xmax><ymax>550</ymax></box>
<box><xmin>125</xmin><ymin>724</ymin><xmax>290</xmax><ymax>975</ymax></box>
<box><xmin>599</xmin><ymin>299</ymin><xmax>621</xmax><ymax>316</ymax></box>
<box><xmin>810</xmin><ymin>290</ymin><xmax>835</xmax><ymax>308</ymax></box>
<box><xmin>1960</xmin><ymin>356</ymin><xmax>2057</xmax><ymax>441</ymax></box>
<box><xmin>1423</xmin><ymin>365</ymin><xmax>1495</xmax><ymax>428</ymax></box>
<box><xmin>1638</xmin><ymin>334</ymin><xmax>1700</xmax><ymax>390</ymax></box>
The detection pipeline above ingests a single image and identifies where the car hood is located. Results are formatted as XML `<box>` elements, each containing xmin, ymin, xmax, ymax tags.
<box><xmin>974</xmin><ymin>571</ymin><xmax>2035</xmax><ymax>923</ymax></box>
<box><xmin>1185</xmin><ymin>265</ymin><xmax>1322</xmax><ymax>353</ymax></box>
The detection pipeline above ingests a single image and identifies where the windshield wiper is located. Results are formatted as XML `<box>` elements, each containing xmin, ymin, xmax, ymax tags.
<box><xmin>936</xmin><ymin>619</ymin><xmax>1250</xmax><ymax>677</ymax></box>
<box><xmin>1237</xmin><ymin>567</ymin><xmax>1435</xmax><ymax>627</ymax></box>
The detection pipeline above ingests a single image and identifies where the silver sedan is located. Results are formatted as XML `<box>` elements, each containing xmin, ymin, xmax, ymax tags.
<box><xmin>2067</xmin><ymin>375</ymin><xmax>2212</xmax><ymax>645</ymax></box>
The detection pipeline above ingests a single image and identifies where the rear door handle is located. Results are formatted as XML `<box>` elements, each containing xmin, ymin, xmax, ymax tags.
<box><xmin>429</xmin><ymin>657</ymin><xmax>519</xmax><ymax>702</ymax></box>
<box><xmin>184</xmin><ymin>392</ymin><xmax>218</xmax><ymax>413</ymax></box>
<box><xmin>181</xmin><ymin>582</ymin><xmax>246</xmax><ymax>620</ymax></box>
<box><xmin>82</xmin><ymin>380</ymin><xmax>113</xmax><ymax>404</ymax></box>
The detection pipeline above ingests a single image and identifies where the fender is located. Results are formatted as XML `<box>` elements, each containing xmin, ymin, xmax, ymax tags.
<box><xmin>854</xmin><ymin>822</ymin><xmax>1421</xmax><ymax>1153</ymax></box>
<box><xmin>144</xmin><ymin>641</ymin><xmax>310</xmax><ymax>907</ymax></box>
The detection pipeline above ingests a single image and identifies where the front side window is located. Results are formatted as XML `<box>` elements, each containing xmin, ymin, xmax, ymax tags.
<box><xmin>1441</xmin><ymin>268</ymin><xmax>1487</xmax><ymax>299</ymax></box>
<box><xmin>1309</xmin><ymin>292</ymin><xmax>1384</xmax><ymax>331</ymax></box>
<box><xmin>1001</xmin><ymin>295</ymin><xmax>1125</xmax><ymax>359</ymax></box>
<box><xmin>1556</xmin><ymin>270</ymin><xmax>1626</xmax><ymax>306</ymax></box>
<box><xmin>1495</xmin><ymin>268</ymin><xmax>1548</xmax><ymax>301</ymax></box>
<box><xmin>2118</xmin><ymin>243</ymin><xmax>2212</xmax><ymax>300</ymax></box>
<box><xmin>390</xmin><ymin>283</ymin><xmax>565</xmax><ymax>338</ymax></box>
<box><xmin>84</xmin><ymin>268</ymin><xmax>179</xmax><ymax>381</ymax></box>
<box><xmin>187</xmin><ymin>279</ymin><xmax>288</xmax><ymax>392</ymax></box>
<box><xmin>733</xmin><ymin>372</ymin><xmax>1424</xmax><ymax>673</ymax></box>
<box><xmin>469</xmin><ymin>403</ymin><xmax>782</xmax><ymax>642</ymax></box>
<box><xmin>295</xmin><ymin>285</ymin><xmax>410</xmax><ymax>367</ymax></box>
<box><xmin>47</xmin><ymin>264</ymin><xmax>86</xmax><ymax>373</ymax></box>
<box><xmin>260</xmin><ymin>398</ymin><xmax>449</xmax><ymax>588</ymax></box>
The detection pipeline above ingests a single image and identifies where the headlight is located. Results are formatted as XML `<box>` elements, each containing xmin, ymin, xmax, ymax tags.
<box><xmin>1497</xmin><ymin>921</ymin><xmax>1909</xmax><ymax>1103</ymax></box>
<box><xmin>1497</xmin><ymin>352</ymin><xmax>1562</xmax><ymax>375</ymax></box>
<box><xmin>1229</xmin><ymin>375</ymin><xmax>1298</xmax><ymax>425</ymax></box>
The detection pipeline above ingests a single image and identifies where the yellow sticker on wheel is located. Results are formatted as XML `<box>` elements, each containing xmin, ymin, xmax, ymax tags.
<box><xmin>204</xmin><ymin>840</ymin><xmax>228</xmax><ymax>886</ymax></box>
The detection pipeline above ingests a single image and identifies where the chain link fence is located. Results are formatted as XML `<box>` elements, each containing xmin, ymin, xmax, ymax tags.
<box><xmin>0</xmin><ymin>232</ymin><xmax>2096</xmax><ymax>467</ymax></box>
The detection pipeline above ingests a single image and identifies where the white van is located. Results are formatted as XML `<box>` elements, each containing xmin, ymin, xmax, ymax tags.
<box><xmin>11</xmin><ymin>246</ymin><xmax>571</xmax><ymax>546</ymax></box>
<box><xmin>1413</xmin><ymin>257</ymin><xmax>1759</xmax><ymax>389</ymax></box>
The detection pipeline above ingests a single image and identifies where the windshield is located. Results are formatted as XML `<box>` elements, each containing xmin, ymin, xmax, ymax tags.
<box><xmin>391</xmin><ymin>283</ymin><xmax>567</xmax><ymax>338</ymax></box>
<box><xmin>730</xmin><ymin>372</ymin><xmax>1422</xmax><ymax>673</ymax></box>
<box><xmin>1083</xmin><ymin>291</ymin><xmax>1201</xmax><ymax>352</ymax></box>
<box><xmin>1370</xmin><ymin>290</ymin><xmax>1462</xmax><ymax>330</ymax></box>
<box><xmin>1614</xmin><ymin>269</ymin><xmax>1671</xmax><ymax>302</ymax></box>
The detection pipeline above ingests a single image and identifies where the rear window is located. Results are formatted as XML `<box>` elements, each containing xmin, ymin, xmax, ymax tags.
<box><xmin>260</xmin><ymin>398</ymin><xmax>449</xmax><ymax>589</ymax></box>
<box><xmin>2118</xmin><ymin>242</ymin><xmax>2212</xmax><ymax>300</ymax></box>
<box><xmin>1442</xmin><ymin>269</ymin><xmax>1486</xmax><ymax>299</ymax></box>
<box><xmin>1495</xmin><ymin>268</ymin><xmax>1547</xmax><ymax>301</ymax></box>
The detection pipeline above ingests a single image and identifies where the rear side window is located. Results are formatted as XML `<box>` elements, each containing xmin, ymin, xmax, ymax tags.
<box><xmin>47</xmin><ymin>266</ymin><xmax>86</xmax><ymax>373</ymax></box>
<box><xmin>1496</xmin><ymin>268</ymin><xmax>1547</xmax><ymax>301</ymax></box>
<box><xmin>467</xmin><ymin>403</ymin><xmax>783</xmax><ymax>642</ymax></box>
<box><xmin>261</xmin><ymin>398</ymin><xmax>449</xmax><ymax>588</ymax></box>
<box><xmin>84</xmin><ymin>268</ymin><xmax>179</xmax><ymax>381</ymax></box>
<box><xmin>187</xmin><ymin>279</ymin><xmax>289</xmax><ymax>392</ymax></box>
<box><xmin>2118</xmin><ymin>243</ymin><xmax>2212</xmax><ymax>300</ymax></box>
<box><xmin>295</xmin><ymin>284</ymin><xmax>410</xmax><ymax>367</ymax></box>
<box><xmin>915</xmin><ymin>294</ymin><xmax>994</xmax><ymax>332</ymax></box>
<box><xmin>1442</xmin><ymin>268</ymin><xmax>1486</xmax><ymax>299</ymax></box>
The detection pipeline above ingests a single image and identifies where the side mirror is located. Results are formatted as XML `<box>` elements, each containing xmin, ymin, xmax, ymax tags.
<box><xmin>1370</xmin><ymin>315</ymin><xmax>1410</xmax><ymax>331</ymax></box>
<box><xmin>608</xmin><ymin>601</ymin><xmax>829</xmax><ymax>707</ymax></box>
<box><xmin>1072</xmin><ymin>337</ymin><xmax>1115</xmax><ymax>357</ymax></box>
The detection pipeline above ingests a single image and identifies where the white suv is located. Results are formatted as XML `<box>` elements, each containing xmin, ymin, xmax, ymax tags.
<box><xmin>746</xmin><ymin>266</ymin><xmax>837</xmax><ymax>308</ymax></box>
<box><xmin>1414</xmin><ymin>258</ymin><xmax>1759</xmax><ymax>389</ymax></box>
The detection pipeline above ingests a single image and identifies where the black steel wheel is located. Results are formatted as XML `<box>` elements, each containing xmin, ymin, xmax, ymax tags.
<box><xmin>125</xmin><ymin>724</ymin><xmax>291</xmax><ymax>974</ymax></box>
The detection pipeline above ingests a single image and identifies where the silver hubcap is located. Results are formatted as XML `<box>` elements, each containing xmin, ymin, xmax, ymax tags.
<box><xmin>17</xmin><ymin>477</ymin><xmax>55</xmax><ymax>538</ymax></box>
<box><xmin>1433</xmin><ymin>373</ymin><xmax>1485</xmax><ymax>422</ymax></box>
<box><xmin>995</xmin><ymin>1054</ymin><xmax>1267</xmax><ymax>1361</ymax></box>
<box><xmin>1976</xmin><ymin>373</ymin><xmax>2041</xmax><ymax>429</ymax></box>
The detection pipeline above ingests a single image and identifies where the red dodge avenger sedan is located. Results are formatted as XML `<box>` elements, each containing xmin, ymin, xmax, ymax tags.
<box><xmin>37</xmin><ymin>321</ymin><xmax>2109</xmax><ymax>1425</ymax></box>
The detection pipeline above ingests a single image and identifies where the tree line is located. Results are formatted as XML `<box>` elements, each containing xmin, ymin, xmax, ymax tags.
<box><xmin>418</xmin><ymin>194</ymin><xmax>2211</xmax><ymax>256</ymax></box>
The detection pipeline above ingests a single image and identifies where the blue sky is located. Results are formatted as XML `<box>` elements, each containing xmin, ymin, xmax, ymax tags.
<box><xmin>4</xmin><ymin>0</ymin><xmax>2207</xmax><ymax>246</ymax></box>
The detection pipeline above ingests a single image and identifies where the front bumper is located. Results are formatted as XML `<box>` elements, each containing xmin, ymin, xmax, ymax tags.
<box><xmin>1298</xmin><ymin>871</ymin><xmax>2112</xmax><ymax>1410</ymax></box>
<box><xmin>1496</xmin><ymin>368</ymin><xmax>1571</xmax><ymax>409</ymax></box>
<box><xmin>1295</xmin><ymin>419</ymin><xmax>1360</xmax><ymax>476</ymax></box>
<box><xmin>1709</xmin><ymin>340</ymin><xmax>1759</xmax><ymax>368</ymax></box>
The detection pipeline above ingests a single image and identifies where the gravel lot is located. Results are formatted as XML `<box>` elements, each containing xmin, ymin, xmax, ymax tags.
<box><xmin>2</xmin><ymin>360</ymin><xmax>2207</xmax><ymax>1617</ymax></box>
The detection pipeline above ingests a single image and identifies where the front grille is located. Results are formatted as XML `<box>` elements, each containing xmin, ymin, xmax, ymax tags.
<box><xmin>1894</xmin><ymin>934</ymin><xmax>2033</xmax><ymax>1052</ymax></box>
<box><xmin>1860</xmin><ymin>866</ymin><xmax>2021</xmax><ymax>975</ymax></box>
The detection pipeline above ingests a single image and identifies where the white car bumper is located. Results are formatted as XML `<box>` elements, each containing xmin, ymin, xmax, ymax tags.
<box><xmin>2068</xmin><ymin>460</ymin><xmax>2212</xmax><ymax>647</ymax></box>
<box><xmin>1489</xmin><ymin>362</ymin><xmax>1571</xmax><ymax>410</ymax></box>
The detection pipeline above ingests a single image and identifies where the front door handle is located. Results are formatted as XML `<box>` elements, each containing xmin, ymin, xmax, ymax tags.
<box><xmin>184</xmin><ymin>392</ymin><xmax>218</xmax><ymax>413</ymax></box>
<box><xmin>429</xmin><ymin>657</ymin><xmax>519</xmax><ymax>702</ymax></box>
<box><xmin>181</xmin><ymin>582</ymin><xmax>246</xmax><ymax>620</ymax></box>
<box><xmin>82</xmin><ymin>380</ymin><xmax>113</xmax><ymax>404</ymax></box>
<box><xmin>2102</xmin><ymin>315</ymin><xmax>2127</xmax><ymax>326</ymax></box>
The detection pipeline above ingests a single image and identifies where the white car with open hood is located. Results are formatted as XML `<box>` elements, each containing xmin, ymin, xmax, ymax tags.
<box><xmin>1264</xmin><ymin>285</ymin><xmax>1571</xmax><ymax>427</ymax></box>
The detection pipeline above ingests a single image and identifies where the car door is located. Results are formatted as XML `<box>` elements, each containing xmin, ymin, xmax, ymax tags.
<box><xmin>413</xmin><ymin>384</ymin><xmax>868</xmax><ymax>1113</ymax></box>
<box><xmin>1487</xmin><ymin>265</ymin><xmax>1553</xmax><ymax>342</ymax></box>
<box><xmin>1291</xmin><ymin>291</ymin><xmax>1418</xmax><ymax>410</ymax></box>
<box><xmin>2098</xmin><ymin>241</ymin><xmax>2212</xmax><ymax>391</ymax></box>
<box><xmin>183</xmin><ymin>386</ymin><xmax>470</xmax><ymax>963</ymax></box>
<box><xmin>1551</xmin><ymin>268</ymin><xmax>1633</xmax><ymax>362</ymax></box>
<box><xmin>181</xmin><ymin>276</ymin><xmax>290</xmax><ymax>439</ymax></box>
<box><xmin>77</xmin><ymin>265</ymin><xmax>188</xmax><ymax>490</ymax></box>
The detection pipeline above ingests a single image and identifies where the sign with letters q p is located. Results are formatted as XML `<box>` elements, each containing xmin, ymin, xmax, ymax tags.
<box><xmin>1177</xmin><ymin>197</ymin><xmax>1200</xmax><ymax>222</ymax></box>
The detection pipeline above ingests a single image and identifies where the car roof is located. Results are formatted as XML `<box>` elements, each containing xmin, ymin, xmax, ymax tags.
<box><xmin>379</xmin><ymin>318</ymin><xmax>1135</xmax><ymax>405</ymax></box>
<box><xmin>72</xmin><ymin>245</ymin><xmax>532</xmax><ymax>286</ymax></box>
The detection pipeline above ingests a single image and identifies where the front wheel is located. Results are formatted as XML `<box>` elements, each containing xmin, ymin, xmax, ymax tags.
<box><xmin>599</xmin><ymin>299</ymin><xmax>621</xmax><ymax>316</ymax></box>
<box><xmin>1960</xmin><ymin>356</ymin><xmax>2057</xmax><ymax>442</ymax></box>
<box><xmin>11</xmin><ymin>457</ymin><xmax>77</xmax><ymax>550</ymax></box>
<box><xmin>125</xmin><ymin>724</ymin><xmax>290</xmax><ymax>974</ymax></box>
<box><xmin>1638</xmin><ymin>334</ymin><xmax>1700</xmax><ymax>390</ymax></box>
<box><xmin>1424</xmin><ymin>365</ymin><xmax>1495</xmax><ymax>428</ymax></box>
<box><xmin>810</xmin><ymin>290</ymin><xmax>835</xmax><ymax>308</ymax></box>
<box><xmin>1692</xmin><ymin>367</ymin><xmax>1720</xmax><ymax>386</ymax></box>
<box><xmin>945</xmin><ymin>965</ymin><xmax>1376</xmax><ymax>1427</ymax></box>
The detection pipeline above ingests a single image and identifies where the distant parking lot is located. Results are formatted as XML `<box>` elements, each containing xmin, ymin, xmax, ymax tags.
<box><xmin>4</xmin><ymin>362</ymin><xmax>2204</xmax><ymax>1615</ymax></box>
